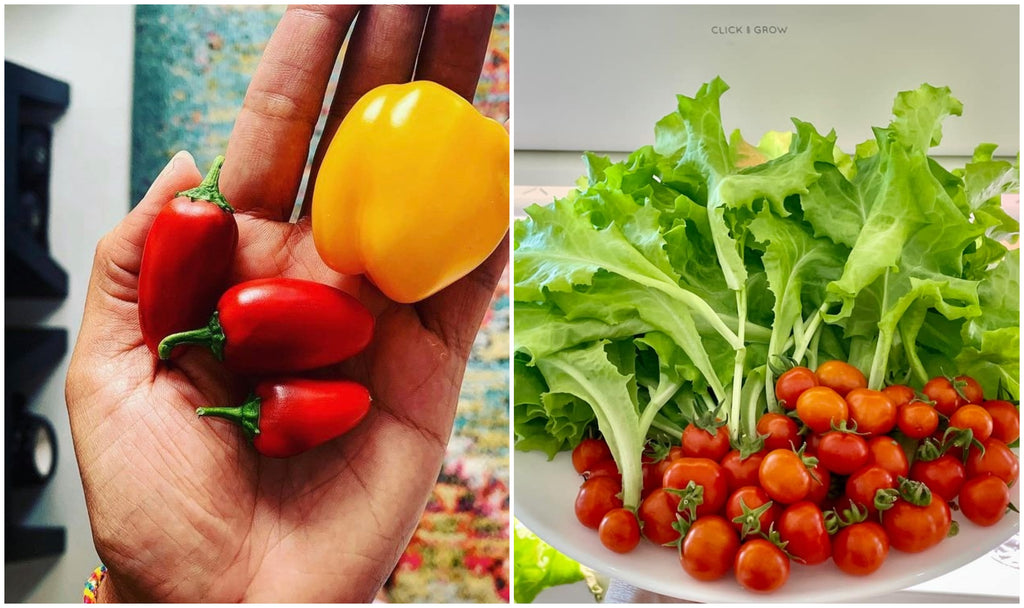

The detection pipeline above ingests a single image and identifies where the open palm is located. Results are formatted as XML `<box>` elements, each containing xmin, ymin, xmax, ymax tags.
<box><xmin>65</xmin><ymin>6</ymin><xmax>505</xmax><ymax>602</ymax></box>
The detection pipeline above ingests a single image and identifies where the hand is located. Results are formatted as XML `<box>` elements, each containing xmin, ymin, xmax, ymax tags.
<box><xmin>65</xmin><ymin>5</ymin><xmax>506</xmax><ymax>602</ymax></box>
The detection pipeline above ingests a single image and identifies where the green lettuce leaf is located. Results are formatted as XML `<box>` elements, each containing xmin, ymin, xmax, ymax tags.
<box><xmin>513</xmin><ymin>520</ymin><xmax>585</xmax><ymax>603</ymax></box>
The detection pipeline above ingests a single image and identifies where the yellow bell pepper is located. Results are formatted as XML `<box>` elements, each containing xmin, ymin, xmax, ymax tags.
<box><xmin>312</xmin><ymin>80</ymin><xmax>509</xmax><ymax>303</ymax></box>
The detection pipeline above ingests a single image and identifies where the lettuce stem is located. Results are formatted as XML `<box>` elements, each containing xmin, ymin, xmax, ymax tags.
<box><xmin>651</xmin><ymin>414</ymin><xmax>685</xmax><ymax>439</ymax></box>
<box><xmin>729</xmin><ymin>289</ymin><xmax>749</xmax><ymax>442</ymax></box>
<box><xmin>792</xmin><ymin>302</ymin><xmax>829</xmax><ymax>363</ymax></box>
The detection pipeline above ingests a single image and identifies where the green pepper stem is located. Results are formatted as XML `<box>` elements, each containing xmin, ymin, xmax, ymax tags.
<box><xmin>196</xmin><ymin>393</ymin><xmax>261</xmax><ymax>441</ymax></box>
<box><xmin>158</xmin><ymin>312</ymin><xmax>226</xmax><ymax>360</ymax></box>
<box><xmin>176</xmin><ymin>155</ymin><xmax>234</xmax><ymax>213</ymax></box>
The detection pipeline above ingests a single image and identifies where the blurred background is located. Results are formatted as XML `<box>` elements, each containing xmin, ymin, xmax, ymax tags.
<box><xmin>5</xmin><ymin>5</ymin><xmax>509</xmax><ymax>602</ymax></box>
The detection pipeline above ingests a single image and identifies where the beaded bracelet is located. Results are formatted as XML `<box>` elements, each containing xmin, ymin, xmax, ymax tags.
<box><xmin>83</xmin><ymin>565</ymin><xmax>107</xmax><ymax>603</ymax></box>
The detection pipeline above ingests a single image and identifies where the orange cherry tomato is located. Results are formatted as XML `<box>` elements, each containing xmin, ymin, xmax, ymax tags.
<box><xmin>815</xmin><ymin>360</ymin><xmax>867</xmax><ymax>397</ymax></box>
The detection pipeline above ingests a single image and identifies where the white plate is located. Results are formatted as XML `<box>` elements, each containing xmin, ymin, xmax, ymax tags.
<box><xmin>514</xmin><ymin>449</ymin><xmax>1020</xmax><ymax>603</ymax></box>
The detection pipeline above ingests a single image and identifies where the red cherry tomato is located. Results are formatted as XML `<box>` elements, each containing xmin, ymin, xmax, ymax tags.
<box><xmin>663</xmin><ymin>457</ymin><xmax>728</xmax><ymax>518</ymax></box>
<box><xmin>832</xmin><ymin>521</ymin><xmax>890</xmax><ymax>575</ymax></box>
<box><xmin>815</xmin><ymin>360</ymin><xmax>867</xmax><ymax>397</ymax></box>
<box><xmin>882</xmin><ymin>384</ymin><xmax>916</xmax><ymax>409</ymax></box>
<box><xmin>681</xmin><ymin>422</ymin><xmax>731</xmax><ymax>462</ymax></box>
<box><xmin>846</xmin><ymin>388</ymin><xmax>897</xmax><ymax>436</ymax></box>
<box><xmin>756</xmin><ymin>413</ymin><xmax>803</xmax><ymax>452</ymax></box>
<box><xmin>642</xmin><ymin>461</ymin><xmax>663</xmax><ymax>496</ymax></box>
<box><xmin>804</xmin><ymin>432</ymin><xmax>823</xmax><ymax>454</ymax></box>
<box><xmin>817</xmin><ymin>431</ymin><xmax>870</xmax><ymax>475</ymax></box>
<box><xmin>896</xmin><ymin>401</ymin><xmax>940</xmax><ymax>439</ymax></box>
<box><xmin>573</xmin><ymin>438</ymin><xmax>610</xmax><ymax>474</ymax></box>
<box><xmin>845</xmin><ymin>466</ymin><xmax>896</xmax><ymax>516</ymax></box>
<box><xmin>805</xmin><ymin>459</ymin><xmax>832</xmax><ymax>506</ymax></box>
<box><xmin>966</xmin><ymin>438</ymin><xmax>1019</xmax><ymax>486</ymax></box>
<box><xmin>598</xmin><ymin>508</ymin><xmax>641</xmax><ymax>553</ymax></box>
<box><xmin>949</xmin><ymin>404</ymin><xmax>994</xmax><ymax>443</ymax></box>
<box><xmin>909</xmin><ymin>454</ymin><xmax>965</xmax><ymax>502</ymax></box>
<box><xmin>584</xmin><ymin>458</ymin><xmax>621</xmax><ymax>481</ymax></box>
<box><xmin>955</xmin><ymin>375</ymin><xmax>984</xmax><ymax>405</ymax></box>
<box><xmin>796</xmin><ymin>386</ymin><xmax>849</xmax><ymax>434</ymax></box>
<box><xmin>572</xmin><ymin>438</ymin><xmax>612</xmax><ymax>475</ymax></box>
<box><xmin>734</xmin><ymin>539</ymin><xmax>790</xmax><ymax>593</ymax></box>
<box><xmin>923</xmin><ymin>376</ymin><xmax>964</xmax><ymax>417</ymax></box>
<box><xmin>725</xmin><ymin>486</ymin><xmax>777</xmax><ymax>538</ymax></box>
<box><xmin>638</xmin><ymin>488</ymin><xmax>682</xmax><ymax>546</ymax></box>
<box><xmin>720</xmin><ymin>449</ymin><xmax>765</xmax><ymax>492</ymax></box>
<box><xmin>882</xmin><ymin>496</ymin><xmax>952</xmax><ymax>553</ymax></box>
<box><xmin>983</xmin><ymin>400</ymin><xmax>1020</xmax><ymax>444</ymax></box>
<box><xmin>680</xmin><ymin>515</ymin><xmax>739</xmax><ymax>581</ymax></box>
<box><xmin>867</xmin><ymin>436</ymin><xmax>909</xmax><ymax>479</ymax></box>
<box><xmin>775</xmin><ymin>366</ymin><xmax>818</xmax><ymax>410</ymax></box>
<box><xmin>777</xmin><ymin>501</ymin><xmax>831</xmax><ymax>565</ymax></box>
<box><xmin>959</xmin><ymin>473</ymin><xmax>1012</xmax><ymax>527</ymax></box>
<box><xmin>759</xmin><ymin>449</ymin><xmax>812</xmax><ymax>505</ymax></box>
<box><xmin>575</xmin><ymin>476</ymin><xmax>623</xmax><ymax>529</ymax></box>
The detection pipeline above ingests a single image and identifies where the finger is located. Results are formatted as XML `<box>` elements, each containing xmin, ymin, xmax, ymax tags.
<box><xmin>222</xmin><ymin>5</ymin><xmax>358</xmax><ymax>221</ymax></box>
<box><xmin>103</xmin><ymin>151</ymin><xmax>203</xmax><ymax>286</ymax></box>
<box><xmin>414</xmin><ymin>5</ymin><xmax>496</xmax><ymax>101</ymax></box>
<box><xmin>300</xmin><ymin>5</ymin><xmax>429</xmax><ymax>215</ymax></box>
<box><xmin>67</xmin><ymin>151</ymin><xmax>202</xmax><ymax>381</ymax></box>
<box><xmin>414</xmin><ymin>233</ymin><xmax>509</xmax><ymax>358</ymax></box>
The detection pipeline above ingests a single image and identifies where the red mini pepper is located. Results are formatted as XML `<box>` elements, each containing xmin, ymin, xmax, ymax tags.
<box><xmin>157</xmin><ymin>277</ymin><xmax>374</xmax><ymax>374</ymax></box>
<box><xmin>138</xmin><ymin>155</ymin><xmax>237</xmax><ymax>357</ymax></box>
<box><xmin>196</xmin><ymin>378</ymin><xmax>371</xmax><ymax>458</ymax></box>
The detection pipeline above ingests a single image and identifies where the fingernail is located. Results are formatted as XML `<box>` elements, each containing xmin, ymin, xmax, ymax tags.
<box><xmin>167</xmin><ymin>150</ymin><xmax>195</xmax><ymax>174</ymax></box>
<box><xmin>145</xmin><ymin>150</ymin><xmax>194</xmax><ymax>199</ymax></box>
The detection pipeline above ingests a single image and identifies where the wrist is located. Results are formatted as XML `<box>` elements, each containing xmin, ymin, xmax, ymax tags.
<box><xmin>95</xmin><ymin>569</ymin><xmax>122</xmax><ymax>603</ymax></box>
<box><xmin>84</xmin><ymin>565</ymin><xmax>126</xmax><ymax>603</ymax></box>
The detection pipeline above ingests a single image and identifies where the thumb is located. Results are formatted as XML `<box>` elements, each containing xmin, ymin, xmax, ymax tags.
<box><xmin>67</xmin><ymin>150</ymin><xmax>204</xmax><ymax>416</ymax></box>
<box><xmin>107</xmin><ymin>150</ymin><xmax>204</xmax><ymax>276</ymax></box>
<box><xmin>81</xmin><ymin>150</ymin><xmax>202</xmax><ymax>331</ymax></box>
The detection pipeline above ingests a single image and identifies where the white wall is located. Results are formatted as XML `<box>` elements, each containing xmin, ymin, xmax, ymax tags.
<box><xmin>514</xmin><ymin>5</ymin><xmax>1019</xmax><ymax>156</ymax></box>
<box><xmin>5</xmin><ymin>5</ymin><xmax>135</xmax><ymax>602</ymax></box>
<box><xmin>512</xmin><ymin>5</ymin><xmax>1018</xmax><ymax>187</ymax></box>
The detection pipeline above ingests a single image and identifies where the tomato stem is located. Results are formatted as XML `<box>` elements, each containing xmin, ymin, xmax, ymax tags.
<box><xmin>158</xmin><ymin>312</ymin><xmax>226</xmax><ymax>361</ymax></box>
<box><xmin>177</xmin><ymin>155</ymin><xmax>234</xmax><ymax>213</ymax></box>
<box><xmin>666</xmin><ymin>481</ymin><xmax>704</xmax><ymax>522</ymax></box>
<box><xmin>896</xmin><ymin>476</ymin><xmax>932</xmax><ymax>507</ymax></box>
<box><xmin>196</xmin><ymin>393</ymin><xmax>261</xmax><ymax>441</ymax></box>
<box><xmin>915</xmin><ymin>438</ymin><xmax>944</xmax><ymax>462</ymax></box>
<box><xmin>731</xmin><ymin>496</ymin><xmax>774</xmax><ymax>539</ymax></box>
<box><xmin>874</xmin><ymin>488</ymin><xmax>900</xmax><ymax>512</ymax></box>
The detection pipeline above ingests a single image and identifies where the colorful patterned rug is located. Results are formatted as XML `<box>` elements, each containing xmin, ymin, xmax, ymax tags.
<box><xmin>132</xmin><ymin>6</ymin><xmax>510</xmax><ymax>603</ymax></box>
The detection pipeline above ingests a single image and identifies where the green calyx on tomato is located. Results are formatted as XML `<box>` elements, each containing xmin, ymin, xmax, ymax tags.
<box><xmin>767</xmin><ymin>354</ymin><xmax>799</xmax><ymax>378</ymax></box>
<box><xmin>823</xmin><ymin>501</ymin><xmax>869</xmax><ymax>535</ymax></box>
<box><xmin>734</xmin><ymin>433</ymin><xmax>766</xmax><ymax>460</ymax></box>
<box><xmin>895</xmin><ymin>476</ymin><xmax>933</xmax><ymax>507</ymax></box>
<box><xmin>671</xmin><ymin>513</ymin><xmax>693</xmax><ymax>542</ymax></box>
<box><xmin>759</xmin><ymin>524</ymin><xmax>799</xmax><ymax>563</ymax></box>
<box><xmin>914</xmin><ymin>437</ymin><xmax>945</xmax><ymax>462</ymax></box>
<box><xmin>730</xmin><ymin>496</ymin><xmax>776</xmax><ymax>539</ymax></box>
<box><xmin>642</xmin><ymin>439</ymin><xmax>672</xmax><ymax>464</ymax></box>
<box><xmin>873</xmin><ymin>488</ymin><xmax>901</xmax><ymax>513</ymax></box>
<box><xmin>940</xmin><ymin>426</ymin><xmax>986</xmax><ymax>463</ymax></box>
<box><xmin>666</xmin><ymin>480</ymin><xmax>705</xmax><ymax>522</ymax></box>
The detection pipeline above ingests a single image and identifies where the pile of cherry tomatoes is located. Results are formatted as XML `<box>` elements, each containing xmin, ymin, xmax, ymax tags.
<box><xmin>571</xmin><ymin>360</ymin><xmax>1020</xmax><ymax>593</ymax></box>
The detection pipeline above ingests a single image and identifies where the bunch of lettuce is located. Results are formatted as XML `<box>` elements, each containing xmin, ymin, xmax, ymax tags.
<box><xmin>513</xmin><ymin>77</ymin><xmax>1019</xmax><ymax>510</ymax></box>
